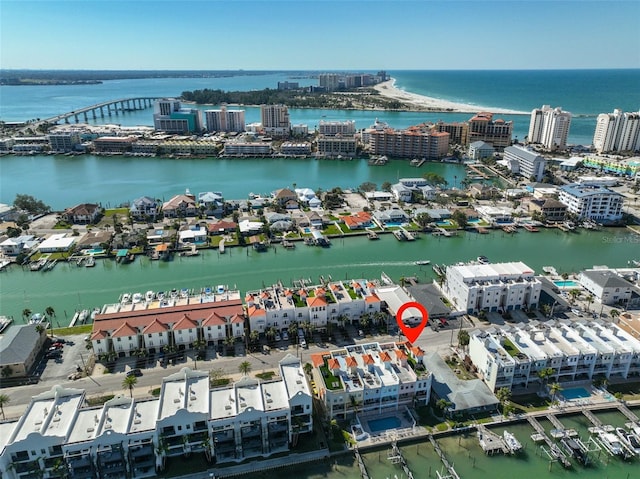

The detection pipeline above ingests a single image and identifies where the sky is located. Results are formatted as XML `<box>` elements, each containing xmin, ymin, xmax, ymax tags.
<box><xmin>1</xmin><ymin>0</ymin><xmax>639</xmax><ymax>70</ymax></box>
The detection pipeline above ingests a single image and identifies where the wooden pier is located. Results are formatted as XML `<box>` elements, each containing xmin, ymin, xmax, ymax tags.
<box><xmin>527</xmin><ymin>416</ymin><xmax>572</xmax><ymax>468</ymax></box>
<box><xmin>387</xmin><ymin>441</ymin><xmax>415</xmax><ymax>479</ymax></box>
<box><xmin>547</xmin><ymin>414</ymin><xmax>578</xmax><ymax>438</ymax></box>
<box><xmin>428</xmin><ymin>434</ymin><xmax>460</xmax><ymax>479</ymax></box>
<box><xmin>354</xmin><ymin>446</ymin><xmax>370</xmax><ymax>479</ymax></box>
<box><xmin>476</xmin><ymin>425</ymin><xmax>509</xmax><ymax>455</ymax></box>
<box><xmin>583</xmin><ymin>409</ymin><xmax>614</xmax><ymax>432</ymax></box>
<box><xmin>617</xmin><ymin>403</ymin><xmax>639</xmax><ymax>423</ymax></box>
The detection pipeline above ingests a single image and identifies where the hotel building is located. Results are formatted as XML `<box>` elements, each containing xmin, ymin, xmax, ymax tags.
<box><xmin>443</xmin><ymin>262</ymin><xmax>542</xmax><ymax>314</ymax></box>
<box><xmin>245</xmin><ymin>280</ymin><xmax>381</xmax><ymax>335</ymax></box>
<box><xmin>503</xmin><ymin>145</ymin><xmax>546</xmax><ymax>182</ymax></box>
<box><xmin>153</xmin><ymin>99</ymin><xmax>203</xmax><ymax>134</ymax></box>
<box><xmin>0</xmin><ymin>357</ymin><xmax>312</xmax><ymax>478</ymax></box>
<box><xmin>468</xmin><ymin>112</ymin><xmax>513</xmax><ymax>149</ymax></box>
<box><xmin>204</xmin><ymin>105</ymin><xmax>245</xmax><ymax>133</ymax></box>
<box><xmin>528</xmin><ymin>105</ymin><xmax>572</xmax><ymax>151</ymax></box>
<box><xmin>316</xmin><ymin>135</ymin><xmax>357</xmax><ymax>158</ymax></box>
<box><xmin>318</xmin><ymin>120</ymin><xmax>356</xmax><ymax>136</ymax></box>
<box><xmin>593</xmin><ymin>109</ymin><xmax>640</xmax><ymax>153</ymax></box>
<box><xmin>469</xmin><ymin>320</ymin><xmax>640</xmax><ymax>392</ymax></box>
<box><xmin>260</xmin><ymin>105</ymin><xmax>290</xmax><ymax>136</ymax></box>
<box><xmin>558</xmin><ymin>183</ymin><xmax>624</xmax><ymax>223</ymax></box>
<box><xmin>310</xmin><ymin>341</ymin><xmax>432</xmax><ymax>419</ymax></box>
<box><xmin>369</xmin><ymin>126</ymin><xmax>449</xmax><ymax>159</ymax></box>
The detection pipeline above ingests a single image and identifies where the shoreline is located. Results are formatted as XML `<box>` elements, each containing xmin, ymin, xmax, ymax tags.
<box><xmin>373</xmin><ymin>78</ymin><xmax>529</xmax><ymax>115</ymax></box>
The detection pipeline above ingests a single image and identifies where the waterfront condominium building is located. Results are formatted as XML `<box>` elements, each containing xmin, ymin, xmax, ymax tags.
<box><xmin>245</xmin><ymin>279</ymin><xmax>382</xmax><ymax>335</ymax></box>
<box><xmin>260</xmin><ymin>104</ymin><xmax>290</xmax><ymax>136</ymax></box>
<box><xmin>0</xmin><ymin>358</ymin><xmax>313</xmax><ymax>478</ymax></box>
<box><xmin>318</xmin><ymin>120</ymin><xmax>356</xmax><ymax>136</ymax></box>
<box><xmin>443</xmin><ymin>261</ymin><xmax>542</xmax><ymax>314</ymax></box>
<box><xmin>467</xmin><ymin>112</ymin><xmax>513</xmax><ymax>149</ymax></box>
<box><xmin>503</xmin><ymin>145</ymin><xmax>546</xmax><ymax>182</ymax></box>
<box><xmin>593</xmin><ymin>109</ymin><xmax>640</xmax><ymax>153</ymax></box>
<box><xmin>153</xmin><ymin>98</ymin><xmax>203</xmax><ymax>134</ymax></box>
<box><xmin>527</xmin><ymin>105</ymin><xmax>572</xmax><ymax>151</ymax></box>
<box><xmin>469</xmin><ymin>320</ymin><xmax>640</xmax><ymax>392</ymax></box>
<box><xmin>558</xmin><ymin>183</ymin><xmax>624</xmax><ymax>223</ymax></box>
<box><xmin>310</xmin><ymin>341</ymin><xmax>432</xmax><ymax>420</ymax></box>
<box><xmin>318</xmin><ymin>73</ymin><xmax>340</xmax><ymax>91</ymax></box>
<box><xmin>204</xmin><ymin>105</ymin><xmax>246</xmax><ymax>133</ymax></box>
<box><xmin>434</xmin><ymin>120</ymin><xmax>470</xmax><ymax>146</ymax></box>
<box><xmin>369</xmin><ymin>126</ymin><xmax>450</xmax><ymax>159</ymax></box>
<box><xmin>316</xmin><ymin>135</ymin><xmax>357</xmax><ymax>158</ymax></box>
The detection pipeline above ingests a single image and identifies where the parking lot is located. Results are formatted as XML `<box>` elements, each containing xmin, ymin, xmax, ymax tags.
<box><xmin>37</xmin><ymin>333</ymin><xmax>91</xmax><ymax>381</ymax></box>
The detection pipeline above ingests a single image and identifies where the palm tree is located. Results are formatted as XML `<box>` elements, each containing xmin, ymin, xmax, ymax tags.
<box><xmin>549</xmin><ymin>382</ymin><xmax>563</xmax><ymax>403</ymax></box>
<box><xmin>22</xmin><ymin>308</ymin><xmax>32</xmax><ymax>322</ymax></box>
<box><xmin>122</xmin><ymin>375</ymin><xmax>137</xmax><ymax>398</ymax></box>
<box><xmin>585</xmin><ymin>294</ymin><xmax>594</xmax><ymax>312</ymax></box>
<box><xmin>568</xmin><ymin>289</ymin><xmax>581</xmax><ymax>305</ymax></box>
<box><xmin>457</xmin><ymin>330</ymin><xmax>470</xmax><ymax>349</ymax></box>
<box><xmin>238</xmin><ymin>361</ymin><xmax>252</xmax><ymax>376</ymax></box>
<box><xmin>610</xmin><ymin>309</ymin><xmax>620</xmax><ymax>322</ymax></box>
<box><xmin>0</xmin><ymin>393</ymin><xmax>9</xmax><ymax>420</ymax></box>
<box><xmin>537</xmin><ymin>367</ymin><xmax>555</xmax><ymax>393</ymax></box>
<box><xmin>266</xmin><ymin>327</ymin><xmax>277</xmax><ymax>343</ymax></box>
<box><xmin>45</xmin><ymin>306</ymin><xmax>55</xmax><ymax>319</ymax></box>
<box><xmin>495</xmin><ymin>387</ymin><xmax>512</xmax><ymax>415</ymax></box>
<box><xmin>304</xmin><ymin>362</ymin><xmax>313</xmax><ymax>377</ymax></box>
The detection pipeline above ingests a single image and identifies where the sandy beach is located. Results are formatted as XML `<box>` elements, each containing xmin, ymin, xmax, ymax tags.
<box><xmin>373</xmin><ymin>79</ymin><xmax>528</xmax><ymax>115</ymax></box>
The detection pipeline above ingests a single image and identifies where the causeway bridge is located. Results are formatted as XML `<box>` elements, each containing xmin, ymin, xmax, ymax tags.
<box><xmin>43</xmin><ymin>97</ymin><xmax>160</xmax><ymax>125</ymax></box>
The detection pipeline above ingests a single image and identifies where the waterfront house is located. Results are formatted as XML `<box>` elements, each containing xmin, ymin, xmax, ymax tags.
<box><xmin>178</xmin><ymin>226</ymin><xmax>207</xmax><ymax>245</ymax></box>
<box><xmin>76</xmin><ymin>230</ymin><xmax>113</xmax><ymax>250</ymax></box>
<box><xmin>37</xmin><ymin>233</ymin><xmax>76</xmax><ymax>253</ymax></box>
<box><xmin>310</xmin><ymin>341</ymin><xmax>431</xmax><ymax>420</ymax></box>
<box><xmin>525</xmin><ymin>197</ymin><xmax>567</xmax><ymax>222</ymax></box>
<box><xmin>364</xmin><ymin>191</ymin><xmax>394</xmax><ymax>202</ymax></box>
<box><xmin>342</xmin><ymin>211</ymin><xmax>373</xmax><ymax>230</ymax></box>
<box><xmin>238</xmin><ymin>219</ymin><xmax>264</xmax><ymax>236</ymax></box>
<box><xmin>0</xmin><ymin>235</ymin><xmax>37</xmax><ymax>257</ymax></box>
<box><xmin>130</xmin><ymin>196</ymin><xmax>159</xmax><ymax>221</ymax></box>
<box><xmin>162</xmin><ymin>194</ymin><xmax>197</xmax><ymax>218</ymax></box>
<box><xmin>197</xmin><ymin>191</ymin><xmax>224</xmax><ymax>217</ymax></box>
<box><xmin>475</xmin><ymin>205</ymin><xmax>513</xmax><ymax>224</ymax></box>
<box><xmin>272</xmin><ymin>188</ymin><xmax>298</xmax><ymax>208</ymax></box>
<box><xmin>305</xmin><ymin>211</ymin><xmax>324</xmax><ymax>229</ymax></box>
<box><xmin>295</xmin><ymin>188</ymin><xmax>321</xmax><ymax>207</ymax></box>
<box><xmin>468</xmin><ymin>140</ymin><xmax>495</xmax><ymax>160</ymax></box>
<box><xmin>390</xmin><ymin>183</ymin><xmax>413</xmax><ymax>203</ymax></box>
<box><xmin>62</xmin><ymin>203</ymin><xmax>101</xmax><ymax>225</ymax></box>
<box><xmin>208</xmin><ymin>220</ymin><xmax>237</xmax><ymax>236</ymax></box>
<box><xmin>373</xmin><ymin>207</ymin><xmax>409</xmax><ymax>226</ymax></box>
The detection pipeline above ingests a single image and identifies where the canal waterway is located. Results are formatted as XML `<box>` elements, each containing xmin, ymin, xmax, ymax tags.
<box><xmin>1</xmin><ymin>228</ymin><xmax>637</xmax><ymax>326</ymax></box>
<box><xmin>241</xmin><ymin>407</ymin><xmax>639</xmax><ymax>479</ymax></box>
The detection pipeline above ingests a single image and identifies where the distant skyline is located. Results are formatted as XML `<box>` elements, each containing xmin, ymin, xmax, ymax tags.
<box><xmin>1</xmin><ymin>1</ymin><xmax>639</xmax><ymax>71</ymax></box>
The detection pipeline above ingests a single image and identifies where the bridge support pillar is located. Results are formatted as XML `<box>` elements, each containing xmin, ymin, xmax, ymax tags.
<box><xmin>92</xmin><ymin>109</ymin><xmax>97</xmax><ymax>119</ymax></box>
<box><xmin>100</xmin><ymin>107</ymin><xmax>104</xmax><ymax>118</ymax></box>
<box><xmin>83</xmin><ymin>112</ymin><xmax>88</xmax><ymax>122</ymax></box>
<box><xmin>107</xmin><ymin>105</ymin><xmax>112</xmax><ymax>116</ymax></box>
<box><xmin>74</xmin><ymin>114</ymin><xmax>79</xmax><ymax>123</ymax></box>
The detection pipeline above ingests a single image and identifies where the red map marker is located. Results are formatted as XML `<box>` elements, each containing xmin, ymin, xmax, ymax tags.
<box><xmin>396</xmin><ymin>301</ymin><xmax>429</xmax><ymax>343</ymax></box>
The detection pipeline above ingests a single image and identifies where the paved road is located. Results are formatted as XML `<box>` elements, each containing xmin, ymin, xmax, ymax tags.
<box><xmin>1</xmin><ymin>320</ymin><xmax>466</xmax><ymax>419</ymax></box>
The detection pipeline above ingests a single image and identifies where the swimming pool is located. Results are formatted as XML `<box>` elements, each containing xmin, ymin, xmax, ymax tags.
<box><xmin>435</xmin><ymin>220</ymin><xmax>453</xmax><ymax>226</ymax></box>
<box><xmin>368</xmin><ymin>416</ymin><xmax>401</xmax><ymax>432</ymax></box>
<box><xmin>553</xmin><ymin>280</ymin><xmax>579</xmax><ymax>288</ymax></box>
<box><xmin>385</xmin><ymin>222</ymin><xmax>406</xmax><ymax>227</ymax></box>
<box><xmin>561</xmin><ymin>387</ymin><xmax>590</xmax><ymax>400</ymax></box>
<box><xmin>83</xmin><ymin>248</ymin><xmax>106</xmax><ymax>255</ymax></box>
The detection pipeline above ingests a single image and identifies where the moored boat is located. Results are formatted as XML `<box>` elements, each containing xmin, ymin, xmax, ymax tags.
<box><xmin>560</xmin><ymin>436</ymin><xmax>589</xmax><ymax>465</ymax></box>
<box><xmin>503</xmin><ymin>430</ymin><xmax>523</xmax><ymax>453</ymax></box>
<box><xmin>85</xmin><ymin>257</ymin><xmax>96</xmax><ymax>267</ymax></box>
<box><xmin>145</xmin><ymin>290</ymin><xmax>155</xmax><ymax>302</ymax></box>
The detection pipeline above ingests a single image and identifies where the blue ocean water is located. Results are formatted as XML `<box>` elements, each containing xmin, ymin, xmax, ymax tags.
<box><xmin>1</xmin><ymin>70</ymin><xmax>638</xmax><ymax>145</ymax></box>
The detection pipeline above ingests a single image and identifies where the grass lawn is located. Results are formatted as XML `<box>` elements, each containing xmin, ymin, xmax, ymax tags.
<box><xmin>319</xmin><ymin>365</ymin><xmax>342</xmax><ymax>390</ymax></box>
<box><xmin>607</xmin><ymin>381</ymin><xmax>640</xmax><ymax>400</ymax></box>
<box><xmin>86</xmin><ymin>394</ymin><xmax>115</xmax><ymax>406</ymax></box>
<box><xmin>323</xmin><ymin>224</ymin><xmax>341</xmax><ymax>235</ymax></box>
<box><xmin>52</xmin><ymin>324</ymin><xmax>93</xmax><ymax>335</ymax></box>
<box><xmin>510</xmin><ymin>393</ymin><xmax>551</xmax><ymax>413</ymax></box>
<box><xmin>159</xmin><ymin>454</ymin><xmax>210</xmax><ymax>478</ymax></box>
<box><xmin>502</xmin><ymin>338</ymin><xmax>520</xmax><ymax>357</ymax></box>
<box><xmin>104</xmin><ymin>208</ymin><xmax>129</xmax><ymax>217</ymax></box>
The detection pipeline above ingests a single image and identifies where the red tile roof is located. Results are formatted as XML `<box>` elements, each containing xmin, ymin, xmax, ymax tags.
<box><xmin>363</xmin><ymin>354</ymin><xmax>375</xmax><ymax>365</ymax></box>
<box><xmin>345</xmin><ymin>356</ymin><xmax>357</xmax><ymax>368</ymax></box>
<box><xmin>112</xmin><ymin>322</ymin><xmax>138</xmax><ymax>338</ymax></box>
<box><xmin>327</xmin><ymin>358</ymin><xmax>340</xmax><ymax>370</ymax></box>
<box><xmin>395</xmin><ymin>349</ymin><xmax>407</xmax><ymax>360</ymax></box>
<box><xmin>247</xmin><ymin>305</ymin><xmax>266</xmax><ymax>317</ymax></box>
<box><xmin>202</xmin><ymin>312</ymin><xmax>226</xmax><ymax>326</ymax></box>
<box><xmin>92</xmin><ymin>300</ymin><xmax>243</xmax><ymax>336</ymax></box>
<box><xmin>91</xmin><ymin>329</ymin><xmax>108</xmax><ymax>340</ymax></box>
<box><xmin>411</xmin><ymin>346</ymin><xmax>425</xmax><ymax>357</ymax></box>
<box><xmin>142</xmin><ymin>318</ymin><xmax>168</xmax><ymax>334</ymax></box>
<box><xmin>208</xmin><ymin>221</ymin><xmax>237</xmax><ymax>233</ymax></box>
<box><xmin>173</xmin><ymin>314</ymin><xmax>198</xmax><ymax>331</ymax></box>
<box><xmin>306</xmin><ymin>296</ymin><xmax>327</xmax><ymax>307</ymax></box>
<box><xmin>311</xmin><ymin>353</ymin><xmax>328</xmax><ymax>368</ymax></box>
<box><xmin>365</xmin><ymin>294</ymin><xmax>380</xmax><ymax>303</ymax></box>
<box><xmin>379</xmin><ymin>351</ymin><xmax>391</xmax><ymax>362</ymax></box>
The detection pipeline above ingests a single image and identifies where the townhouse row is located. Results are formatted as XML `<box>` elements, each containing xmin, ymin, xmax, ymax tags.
<box><xmin>0</xmin><ymin>356</ymin><xmax>312</xmax><ymax>479</ymax></box>
<box><xmin>469</xmin><ymin>320</ymin><xmax>640</xmax><ymax>392</ymax></box>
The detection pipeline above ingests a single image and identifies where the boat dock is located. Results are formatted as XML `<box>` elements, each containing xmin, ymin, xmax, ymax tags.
<box><xmin>548</xmin><ymin>414</ymin><xmax>578</xmax><ymax>438</ymax></box>
<box><xmin>400</xmin><ymin>227</ymin><xmax>416</xmax><ymax>241</ymax></box>
<box><xmin>428</xmin><ymin>434</ymin><xmax>460</xmax><ymax>479</ymax></box>
<box><xmin>354</xmin><ymin>446</ymin><xmax>370</xmax><ymax>479</ymax></box>
<box><xmin>0</xmin><ymin>316</ymin><xmax>14</xmax><ymax>333</ymax></box>
<box><xmin>583</xmin><ymin>409</ymin><xmax>614</xmax><ymax>432</ymax></box>
<box><xmin>433</xmin><ymin>227</ymin><xmax>452</xmax><ymax>237</ymax></box>
<box><xmin>527</xmin><ymin>416</ymin><xmax>572</xmax><ymax>468</ymax></box>
<box><xmin>387</xmin><ymin>441</ymin><xmax>415</xmax><ymax>479</ymax></box>
<box><xmin>476</xmin><ymin>424</ymin><xmax>509</xmax><ymax>455</ymax></box>
<box><xmin>617</xmin><ymin>403</ymin><xmax>639</xmax><ymax>423</ymax></box>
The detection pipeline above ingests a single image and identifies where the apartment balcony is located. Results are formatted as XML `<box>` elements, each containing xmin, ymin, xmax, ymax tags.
<box><xmin>268</xmin><ymin>422</ymin><xmax>289</xmax><ymax>434</ymax></box>
<box><xmin>213</xmin><ymin>430</ymin><xmax>234</xmax><ymax>443</ymax></box>
<box><xmin>241</xmin><ymin>425</ymin><xmax>262</xmax><ymax>438</ymax></box>
<box><xmin>268</xmin><ymin>439</ymin><xmax>289</xmax><ymax>454</ymax></box>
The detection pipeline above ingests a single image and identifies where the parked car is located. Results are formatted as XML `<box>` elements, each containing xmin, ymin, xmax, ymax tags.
<box><xmin>47</xmin><ymin>350</ymin><xmax>62</xmax><ymax>359</ymax></box>
<box><xmin>275</xmin><ymin>332</ymin><xmax>281</xmax><ymax>341</ymax></box>
<box><xmin>126</xmin><ymin>368</ymin><xmax>143</xmax><ymax>377</ymax></box>
<box><xmin>300</xmin><ymin>338</ymin><xmax>307</xmax><ymax>348</ymax></box>
<box><xmin>282</xmin><ymin>330</ymin><xmax>289</xmax><ymax>341</ymax></box>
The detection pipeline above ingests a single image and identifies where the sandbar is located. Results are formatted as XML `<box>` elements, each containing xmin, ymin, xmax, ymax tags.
<box><xmin>373</xmin><ymin>79</ymin><xmax>528</xmax><ymax>115</ymax></box>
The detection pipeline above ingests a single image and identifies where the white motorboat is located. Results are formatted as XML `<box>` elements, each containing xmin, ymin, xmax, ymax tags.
<box><xmin>599</xmin><ymin>431</ymin><xmax>624</xmax><ymax>456</ymax></box>
<box><xmin>414</xmin><ymin>260</ymin><xmax>431</xmax><ymax>265</ymax></box>
<box><xmin>121</xmin><ymin>293</ymin><xmax>131</xmax><ymax>304</ymax></box>
<box><xmin>503</xmin><ymin>430</ymin><xmax>523</xmax><ymax>453</ymax></box>
<box><xmin>616</xmin><ymin>427</ymin><xmax>640</xmax><ymax>455</ymax></box>
<box><xmin>132</xmin><ymin>293</ymin><xmax>143</xmax><ymax>304</ymax></box>
<box><xmin>145</xmin><ymin>290</ymin><xmax>155</xmax><ymax>302</ymax></box>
